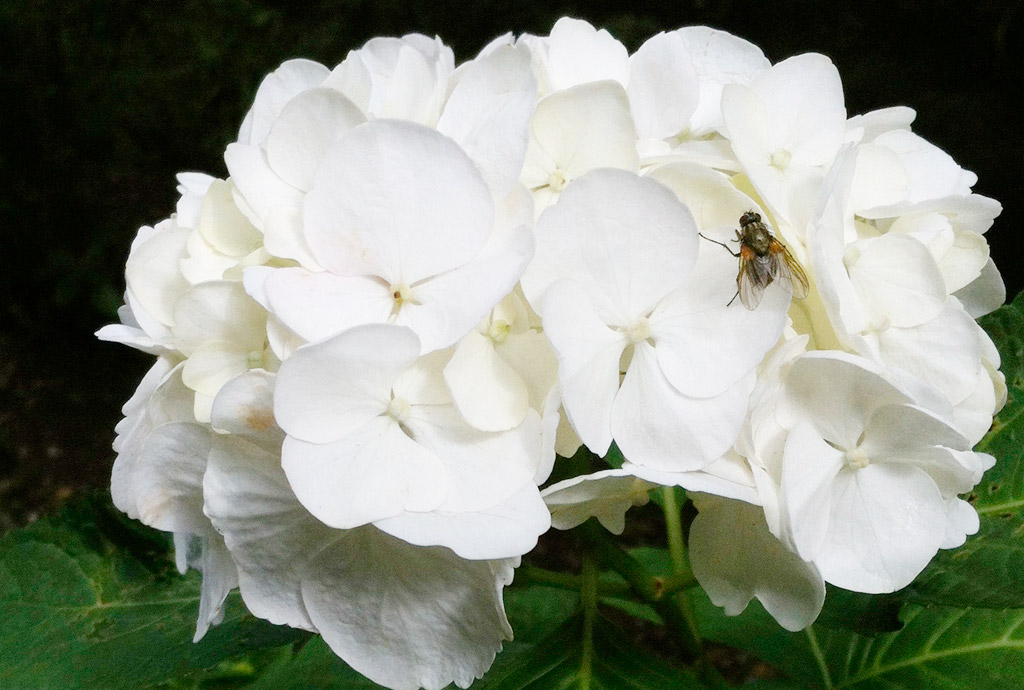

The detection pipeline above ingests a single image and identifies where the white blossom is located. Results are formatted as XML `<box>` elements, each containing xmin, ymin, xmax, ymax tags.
<box><xmin>523</xmin><ymin>167</ymin><xmax>788</xmax><ymax>472</ymax></box>
<box><xmin>777</xmin><ymin>352</ymin><xmax>992</xmax><ymax>592</ymax></box>
<box><xmin>98</xmin><ymin>18</ymin><xmax>1009</xmax><ymax>680</ymax></box>
<box><xmin>204</xmin><ymin>371</ymin><xmax>516</xmax><ymax>690</ymax></box>
<box><xmin>260</xmin><ymin>120</ymin><xmax>533</xmax><ymax>353</ymax></box>
<box><xmin>274</xmin><ymin>323</ymin><xmax>550</xmax><ymax>560</ymax></box>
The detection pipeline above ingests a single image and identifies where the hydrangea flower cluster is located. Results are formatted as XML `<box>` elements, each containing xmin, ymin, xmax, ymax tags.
<box><xmin>100</xmin><ymin>18</ymin><xmax>1004</xmax><ymax>690</ymax></box>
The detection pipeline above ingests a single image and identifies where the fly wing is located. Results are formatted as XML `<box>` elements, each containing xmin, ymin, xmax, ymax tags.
<box><xmin>738</xmin><ymin>253</ymin><xmax>773</xmax><ymax>310</ymax></box>
<box><xmin>769</xmin><ymin>242</ymin><xmax>810</xmax><ymax>299</ymax></box>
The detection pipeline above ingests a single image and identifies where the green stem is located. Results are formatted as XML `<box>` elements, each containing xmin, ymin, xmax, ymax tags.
<box><xmin>661</xmin><ymin>486</ymin><xmax>688</xmax><ymax>573</ymax></box>
<box><xmin>660</xmin><ymin>487</ymin><xmax>704</xmax><ymax>661</ymax></box>
<box><xmin>660</xmin><ymin>571</ymin><xmax>698</xmax><ymax>596</ymax></box>
<box><xmin>578</xmin><ymin>521</ymin><xmax>662</xmax><ymax>601</ymax></box>
<box><xmin>579</xmin><ymin>556</ymin><xmax>598</xmax><ymax>690</ymax></box>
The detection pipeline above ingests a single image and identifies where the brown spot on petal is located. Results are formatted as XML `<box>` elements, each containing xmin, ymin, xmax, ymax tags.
<box><xmin>245</xmin><ymin>408</ymin><xmax>275</xmax><ymax>432</ymax></box>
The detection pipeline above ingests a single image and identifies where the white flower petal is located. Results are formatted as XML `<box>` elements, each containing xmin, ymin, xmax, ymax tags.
<box><xmin>939</xmin><ymin>228</ymin><xmax>990</xmax><ymax>294</ymax></box>
<box><xmin>303</xmin><ymin>528</ymin><xmax>514</xmax><ymax>690</ymax></box>
<box><xmin>438</xmin><ymin>43</ymin><xmax>537</xmax><ymax>197</ymax></box>
<box><xmin>265</xmin><ymin>87</ymin><xmax>366</xmax><ymax>191</ymax></box>
<box><xmin>274</xmin><ymin>324</ymin><xmax>420</xmax><ymax>443</ymax></box>
<box><xmin>407</xmin><ymin>406</ymin><xmax>540</xmax><ymax>512</ymax></box>
<box><xmin>690</xmin><ymin>495</ymin><xmax>824</xmax><ymax>631</ymax></box>
<box><xmin>264</xmin><ymin>268</ymin><xmax>393</xmax><ymax>344</ymax></box>
<box><xmin>807</xmin><ymin>147</ymin><xmax>871</xmax><ymax>339</ymax></box>
<box><xmin>95</xmin><ymin>322</ymin><xmax>172</xmax><ymax>355</ymax></box>
<box><xmin>954</xmin><ymin>258</ymin><xmax>1005</xmax><ymax>318</ymax></box>
<box><xmin>392</xmin><ymin>348</ymin><xmax>452</xmax><ymax>406</ymax></box>
<box><xmin>133</xmin><ymin>422</ymin><xmax>212</xmax><ymax>535</ymax></box>
<box><xmin>238</xmin><ymin>59</ymin><xmax>330</xmax><ymax>146</ymax></box>
<box><xmin>846</xmin><ymin>106</ymin><xmax>916</xmax><ymax>143</ymax></box>
<box><xmin>540</xmin><ymin>18</ymin><xmax>629</xmax><ymax>92</ymax></box>
<box><xmin>282</xmin><ymin>417</ymin><xmax>450</xmax><ymax>529</ymax></box>
<box><xmin>304</xmin><ymin>120</ymin><xmax>494</xmax><ymax>282</ymax></box>
<box><xmin>873</xmin><ymin>130</ymin><xmax>976</xmax><ymax>202</ymax></box>
<box><xmin>626</xmin><ymin>453</ymin><xmax>759</xmax><ymax>505</ymax></box>
<box><xmin>125</xmin><ymin>225</ymin><xmax>191</xmax><ymax>329</ymax></box>
<box><xmin>539</xmin><ymin>280</ymin><xmax>627</xmax><ymax>456</ymax></box>
<box><xmin>535</xmin><ymin>386</ymin><xmax>563</xmax><ymax>485</ymax></box>
<box><xmin>779</xmin><ymin>421</ymin><xmax>846</xmax><ymax>562</ymax></box>
<box><xmin>224</xmin><ymin>142</ymin><xmax>303</xmax><ymax>230</ymax></box>
<box><xmin>525</xmin><ymin>168</ymin><xmax>697</xmax><ymax>322</ymax></box>
<box><xmin>364</xmin><ymin>39</ymin><xmax>447</xmax><ymax>123</ymax></box>
<box><xmin>444</xmin><ymin>329</ymin><xmax>529</xmax><ymax>431</ymax></box>
<box><xmin>860</xmin><ymin>403</ymin><xmax>967</xmax><ymax>455</ymax></box>
<box><xmin>111</xmin><ymin>361</ymin><xmax>193</xmax><ymax>517</ymax></box>
<box><xmin>374</xmin><ymin>484</ymin><xmax>550</xmax><ymax>560</ymax></box>
<box><xmin>952</xmin><ymin>362</ymin><xmax>1002</xmax><ymax>445</ymax></box>
<box><xmin>172</xmin><ymin>281</ymin><xmax>266</xmax><ymax>355</ymax></box>
<box><xmin>783</xmin><ymin>352</ymin><xmax>910</xmax><ymax>449</ymax></box>
<box><xmin>613</xmin><ymin>344</ymin><xmax>752</xmax><ymax>472</ymax></box>
<box><xmin>878</xmin><ymin>446</ymin><xmax>980</xmax><ymax>497</ymax></box>
<box><xmin>849</xmin><ymin>142</ymin><xmax>910</xmax><ymax>211</ymax></box>
<box><xmin>521</xmin><ymin>81</ymin><xmax>638</xmax><ymax>194</ymax></box>
<box><xmin>197</xmin><ymin>179</ymin><xmax>263</xmax><ymax>258</ymax></box>
<box><xmin>191</xmin><ymin>536</ymin><xmax>239</xmax><ymax>642</ymax></box>
<box><xmin>673</xmin><ymin>27</ymin><xmax>769</xmax><ymax>133</ymax></box>
<box><xmin>846</xmin><ymin>233</ymin><xmax>946</xmax><ymax>328</ymax></box>
<box><xmin>496</xmin><ymin>329</ymin><xmax>560</xmax><ymax>412</ymax></box>
<box><xmin>873</xmin><ymin>306</ymin><xmax>983</xmax><ymax>405</ymax></box>
<box><xmin>541</xmin><ymin>469</ymin><xmax>655</xmax><ymax>534</ymax></box>
<box><xmin>181</xmin><ymin>342</ymin><xmax>248</xmax><ymax>398</ymax></box>
<box><xmin>401</xmin><ymin>223</ymin><xmax>533</xmax><ymax>352</ymax></box>
<box><xmin>752</xmin><ymin>54</ymin><xmax>845</xmax><ymax>167</ymax></box>
<box><xmin>650</xmin><ymin>277</ymin><xmax>788</xmax><ymax>398</ymax></box>
<box><xmin>940</xmin><ymin>497</ymin><xmax>980</xmax><ymax>549</ymax></box>
<box><xmin>814</xmin><ymin>463</ymin><xmax>946</xmax><ymax>593</ymax></box>
<box><xmin>204</xmin><ymin>433</ymin><xmax>323</xmax><ymax>631</ymax></box>
<box><xmin>209</xmin><ymin>369</ymin><xmax>283</xmax><ymax>450</ymax></box>
<box><xmin>627</xmin><ymin>32</ymin><xmax>698</xmax><ymax>141</ymax></box>
<box><xmin>262</xmin><ymin>201</ymin><xmax>321</xmax><ymax>267</ymax></box>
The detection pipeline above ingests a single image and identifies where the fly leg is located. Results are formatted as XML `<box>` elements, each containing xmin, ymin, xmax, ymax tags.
<box><xmin>698</xmin><ymin>233</ymin><xmax>740</xmax><ymax>257</ymax></box>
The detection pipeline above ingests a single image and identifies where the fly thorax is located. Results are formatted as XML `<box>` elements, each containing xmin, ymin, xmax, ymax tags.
<box><xmin>750</xmin><ymin>226</ymin><xmax>773</xmax><ymax>256</ymax></box>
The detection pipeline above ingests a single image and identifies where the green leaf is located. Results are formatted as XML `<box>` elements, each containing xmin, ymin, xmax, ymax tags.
<box><xmin>695</xmin><ymin>590</ymin><xmax>1024</xmax><ymax>689</ymax></box>
<box><xmin>814</xmin><ymin>586</ymin><xmax>903</xmax><ymax>636</ymax></box>
<box><xmin>0</xmin><ymin>496</ymin><xmax>304</xmax><ymax>690</ymax></box>
<box><xmin>473</xmin><ymin>614</ymin><xmax>705</xmax><ymax>690</ymax></box>
<box><xmin>910</xmin><ymin>512</ymin><xmax>1024</xmax><ymax>608</ymax></box>
<box><xmin>243</xmin><ymin>639</ymin><xmax>382</xmax><ymax>690</ymax></box>
<box><xmin>908</xmin><ymin>291</ymin><xmax>1024</xmax><ymax>608</ymax></box>
<box><xmin>973</xmin><ymin>289</ymin><xmax>1024</xmax><ymax>514</ymax></box>
<box><xmin>503</xmin><ymin>585</ymin><xmax>580</xmax><ymax>643</ymax></box>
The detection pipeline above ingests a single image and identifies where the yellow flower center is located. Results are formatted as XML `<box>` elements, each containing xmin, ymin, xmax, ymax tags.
<box><xmin>624</xmin><ymin>317</ymin><xmax>651</xmax><ymax>344</ymax></box>
<box><xmin>488</xmin><ymin>319</ymin><xmax>511</xmax><ymax>343</ymax></box>
<box><xmin>387</xmin><ymin>397</ymin><xmax>412</xmax><ymax>424</ymax></box>
<box><xmin>547</xmin><ymin>169</ymin><xmax>569</xmax><ymax>192</ymax></box>
<box><xmin>846</xmin><ymin>446</ymin><xmax>870</xmax><ymax>470</ymax></box>
<box><xmin>770</xmin><ymin>148</ymin><xmax>792</xmax><ymax>170</ymax></box>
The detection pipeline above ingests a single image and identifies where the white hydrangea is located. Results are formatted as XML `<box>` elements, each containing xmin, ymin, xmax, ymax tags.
<box><xmin>100</xmin><ymin>17</ymin><xmax>1005</xmax><ymax>688</ymax></box>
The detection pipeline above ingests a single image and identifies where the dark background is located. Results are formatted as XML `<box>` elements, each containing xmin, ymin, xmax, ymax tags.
<box><xmin>1</xmin><ymin>0</ymin><xmax>1021</xmax><ymax>530</ymax></box>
